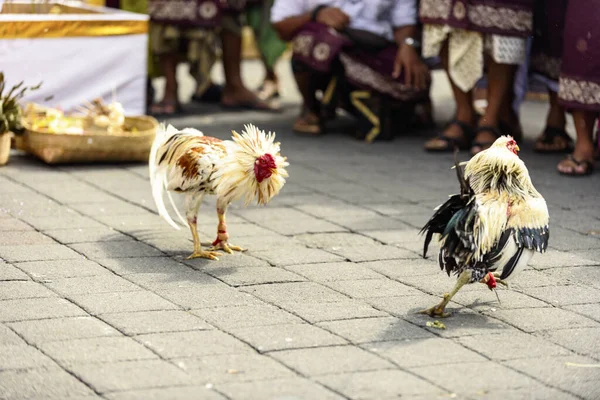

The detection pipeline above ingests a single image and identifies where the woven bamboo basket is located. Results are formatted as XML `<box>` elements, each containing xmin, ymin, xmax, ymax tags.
<box><xmin>18</xmin><ymin>115</ymin><xmax>158</xmax><ymax>164</ymax></box>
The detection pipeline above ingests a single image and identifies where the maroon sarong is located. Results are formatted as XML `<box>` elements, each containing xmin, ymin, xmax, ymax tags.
<box><xmin>558</xmin><ymin>0</ymin><xmax>600</xmax><ymax>111</ymax></box>
<box><xmin>148</xmin><ymin>0</ymin><xmax>258</xmax><ymax>27</ymax></box>
<box><xmin>292</xmin><ymin>22</ymin><xmax>426</xmax><ymax>101</ymax></box>
<box><xmin>530</xmin><ymin>0</ymin><xmax>567</xmax><ymax>81</ymax></box>
<box><xmin>419</xmin><ymin>0</ymin><xmax>534</xmax><ymax>37</ymax></box>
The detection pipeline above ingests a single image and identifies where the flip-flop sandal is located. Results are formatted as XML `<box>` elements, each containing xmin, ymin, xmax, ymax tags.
<box><xmin>149</xmin><ymin>100</ymin><xmax>182</xmax><ymax>117</ymax></box>
<box><xmin>293</xmin><ymin>117</ymin><xmax>322</xmax><ymax>135</ymax></box>
<box><xmin>534</xmin><ymin>126</ymin><xmax>574</xmax><ymax>154</ymax></box>
<box><xmin>220</xmin><ymin>100</ymin><xmax>279</xmax><ymax>113</ymax></box>
<box><xmin>424</xmin><ymin>120</ymin><xmax>475</xmax><ymax>152</ymax></box>
<box><xmin>558</xmin><ymin>154</ymin><xmax>595</xmax><ymax>177</ymax></box>
<box><xmin>191</xmin><ymin>84</ymin><xmax>223</xmax><ymax>104</ymax></box>
<box><xmin>471</xmin><ymin>125</ymin><xmax>503</xmax><ymax>155</ymax></box>
<box><xmin>257</xmin><ymin>81</ymin><xmax>280</xmax><ymax>102</ymax></box>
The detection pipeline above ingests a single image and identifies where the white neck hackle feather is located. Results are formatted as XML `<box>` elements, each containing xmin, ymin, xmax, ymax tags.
<box><xmin>214</xmin><ymin>124</ymin><xmax>289</xmax><ymax>206</ymax></box>
<box><xmin>460</xmin><ymin>136</ymin><xmax>549</xmax><ymax>259</ymax></box>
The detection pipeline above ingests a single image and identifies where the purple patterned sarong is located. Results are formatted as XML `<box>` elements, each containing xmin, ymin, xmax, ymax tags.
<box><xmin>292</xmin><ymin>22</ymin><xmax>426</xmax><ymax>101</ymax></box>
<box><xmin>148</xmin><ymin>0</ymin><xmax>257</xmax><ymax>27</ymax></box>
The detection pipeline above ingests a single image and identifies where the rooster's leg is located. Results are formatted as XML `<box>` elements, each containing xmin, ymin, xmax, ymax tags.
<box><xmin>208</xmin><ymin>198</ymin><xmax>245</xmax><ymax>253</ymax></box>
<box><xmin>419</xmin><ymin>270</ymin><xmax>472</xmax><ymax>318</ymax></box>
<box><xmin>184</xmin><ymin>193</ymin><xmax>221</xmax><ymax>261</ymax></box>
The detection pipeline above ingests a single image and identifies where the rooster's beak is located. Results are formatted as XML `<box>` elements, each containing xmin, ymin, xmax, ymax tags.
<box><xmin>515</xmin><ymin>145</ymin><xmax>520</xmax><ymax>152</ymax></box>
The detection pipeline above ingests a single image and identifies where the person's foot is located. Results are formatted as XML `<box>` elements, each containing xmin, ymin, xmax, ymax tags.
<box><xmin>557</xmin><ymin>141</ymin><xmax>596</xmax><ymax>176</ymax></box>
<box><xmin>293</xmin><ymin>110</ymin><xmax>321</xmax><ymax>135</ymax></box>
<box><xmin>470</xmin><ymin>123</ymin><xmax>502</xmax><ymax>156</ymax></box>
<box><xmin>221</xmin><ymin>86</ymin><xmax>277</xmax><ymax>112</ymax></box>
<box><xmin>192</xmin><ymin>83</ymin><xmax>223</xmax><ymax>104</ymax></box>
<box><xmin>424</xmin><ymin>117</ymin><xmax>476</xmax><ymax>152</ymax></box>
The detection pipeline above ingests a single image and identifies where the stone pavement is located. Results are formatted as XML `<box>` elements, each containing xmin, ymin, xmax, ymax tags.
<box><xmin>1</xmin><ymin>64</ymin><xmax>600</xmax><ymax>400</ymax></box>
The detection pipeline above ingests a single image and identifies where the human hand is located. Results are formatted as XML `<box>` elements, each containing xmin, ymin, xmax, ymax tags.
<box><xmin>315</xmin><ymin>7</ymin><xmax>350</xmax><ymax>30</ymax></box>
<box><xmin>392</xmin><ymin>43</ymin><xmax>430</xmax><ymax>90</ymax></box>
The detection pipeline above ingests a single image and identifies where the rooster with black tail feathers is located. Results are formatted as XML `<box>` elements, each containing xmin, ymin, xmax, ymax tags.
<box><xmin>420</xmin><ymin>136</ymin><xmax>549</xmax><ymax>317</ymax></box>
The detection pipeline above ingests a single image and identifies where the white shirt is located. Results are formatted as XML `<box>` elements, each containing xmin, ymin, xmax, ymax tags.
<box><xmin>271</xmin><ymin>0</ymin><xmax>416</xmax><ymax>42</ymax></box>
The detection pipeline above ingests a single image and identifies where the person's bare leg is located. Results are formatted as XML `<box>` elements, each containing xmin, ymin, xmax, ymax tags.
<box><xmin>472</xmin><ymin>58</ymin><xmax>517</xmax><ymax>154</ymax></box>
<box><xmin>425</xmin><ymin>43</ymin><xmax>476</xmax><ymax>150</ymax></box>
<box><xmin>535</xmin><ymin>90</ymin><xmax>571</xmax><ymax>152</ymax></box>
<box><xmin>292</xmin><ymin>70</ymin><xmax>320</xmax><ymax>134</ymax></box>
<box><xmin>557</xmin><ymin>110</ymin><xmax>596</xmax><ymax>175</ymax></box>
<box><xmin>220</xmin><ymin>28</ymin><xmax>270</xmax><ymax>109</ymax></box>
<box><xmin>151</xmin><ymin>53</ymin><xmax>179</xmax><ymax>113</ymax></box>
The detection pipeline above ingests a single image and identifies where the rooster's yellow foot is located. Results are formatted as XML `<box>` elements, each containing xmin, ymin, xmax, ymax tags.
<box><xmin>419</xmin><ymin>294</ymin><xmax>452</xmax><ymax>318</ymax></box>
<box><xmin>492</xmin><ymin>272</ymin><xmax>509</xmax><ymax>288</ymax></box>
<box><xmin>186</xmin><ymin>250</ymin><xmax>222</xmax><ymax>261</ymax></box>
<box><xmin>209</xmin><ymin>242</ymin><xmax>246</xmax><ymax>254</ymax></box>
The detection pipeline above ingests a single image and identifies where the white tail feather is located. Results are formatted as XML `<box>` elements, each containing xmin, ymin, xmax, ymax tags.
<box><xmin>149</xmin><ymin>123</ymin><xmax>186</xmax><ymax>230</ymax></box>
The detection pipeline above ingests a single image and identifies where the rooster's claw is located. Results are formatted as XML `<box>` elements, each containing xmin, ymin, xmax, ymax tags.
<box><xmin>186</xmin><ymin>250</ymin><xmax>222</xmax><ymax>261</ymax></box>
<box><xmin>209</xmin><ymin>242</ymin><xmax>246</xmax><ymax>254</ymax></box>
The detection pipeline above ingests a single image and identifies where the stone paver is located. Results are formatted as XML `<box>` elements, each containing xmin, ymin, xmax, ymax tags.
<box><xmin>1</xmin><ymin>61</ymin><xmax>599</xmax><ymax>399</ymax></box>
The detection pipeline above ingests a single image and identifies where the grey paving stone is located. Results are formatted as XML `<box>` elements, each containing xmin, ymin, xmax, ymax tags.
<box><xmin>207</xmin><ymin>266</ymin><xmax>306</xmax><ymax>287</ymax></box>
<box><xmin>294</xmin><ymin>203</ymin><xmax>376</xmax><ymax>219</ymax></box>
<box><xmin>217</xmin><ymin>377</ymin><xmax>345</xmax><ymax>400</ymax></box>
<box><xmin>96</xmin><ymin>257</ymin><xmax>192</xmax><ymax>275</ymax></box>
<box><xmin>326</xmin><ymin>213</ymin><xmax>414</xmax><ymax>232</ymax></box>
<box><xmin>191</xmin><ymin>304</ymin><xmax>303</xmax><ymax>329</ymax></box>
<box><xmin>176</xmin><ymin>352</ymin><xmax>295</xmax><ymax>383</ymax></box>
<box><xmin>316</xmin><ymin>369</ymin><xmax>443</xmax><ymax>399</ymax></box>
<box><xmin>159</xmin><ymin>285</ymin><xmax>264</xmax><ymax>309</ymax></box>
<box><xmin>8</xmin><ymin>316</ymin><xmax>120</xmax><ymax>345</ymax></box>
<box><xmin>361</xmin><ymin>258</ymin><xmax>439</xmax><ymax>279</ymax></box>
<box><xmin>328</xmin><ymin>244</ymin><xmax>417</xmax><ymax>262</ymax></box>
<box><xmin>487</xmin><ymin>307</ymin><xmax>600</xmax><ymax>333</ymax></box>
<box><xmin>365</xmin><ymin>203</ymin><xmax>432</xmax><ymax>216</ymax></box>
<box><xmin>100</xmin><ymin>310</ymin><xmax>213</xmax><ymax>335</ymax></box>
<box><xmin>68</xmin><ymin>291</ymin><xmax>178</xmax><ymax>315</ymax></box>
<box><xmin>319</xmin><ymin>317</ymin><xmax>434</xmax><ymax>344</ymax></box>
<box><xmin>503</xmin><ymin>355</ymin><xmax>600</xmax><ymax>397</ymax></box>
<box><xmin>540</xmin><ymin>327</ymin><xmax>600</xmax><ymax>359</ymax></box>
<box><xmin>294</xmin><ymin>232</ymin><xmax>378</xmax><ymax>249</ymax></box>
<box><xmin>366</xmin><ymin>294</ymin><xmax>447</xmax><ymax>317</ymax></box>
<box><xmin>235</xmin><ymin>208</ymin><xmax>345</xmax><ymax>235</ymax></box>
<box><xmin>0</xmin><ymin>324</ymin><xmax>26</xmax><ymax>346</ymax></box>
<box><xmin>529</xmin><ymin>249</ymin><xmax>599</xmax><ymax>269</ymax></box>
<box><xmin>0</xmin><ymin>281</ymin><xmax>56</xmax><ymax>300</ymax></box>
<box><xmin>564</xmin><ymin>303</ymin><xmax>600</xmax><ymax>322</ymax></box>
<box><xmin>522</xmin><ymin>285</ymin><xmax>600</xmax><ymax>307</ymax></box>
<box><xmin>364</xmin><ymin>337</ymin><xmax>486</xmax><ymax>368</ymax></box>
<box><xmin>464</xmin><ymin>386</ymin><xmax>578</xmax><ymax>400</ymax></box>
<box><xmin>69</xmin><ymin>359</ymin><xmax>193</xmax><ymax>393</ymax></box>
<box><xmin>453</xmin><ymin>289</ymin><xmax>551</xmax><ymax>310</ymax></box>
<box><xmin>0</xmin><ymin>366</ymin><xmax>96</xmax><ymax>399</ymax></box>
<box><xmin>105</xmin><ymin>387</ymin><xmax>226</xmax><ymax>400</ymax></box>
<box><xmin>0</xmin><ymin>230</ymin><xmax>55</xmax><ymax>246</ymax></box>
<box><xmin>410</xmin><ymin>361</ymin><xmax>535</xmax><ymax>393</ymax></box>
<box><xmin>324</xmin><ymin>279</ymin><xmax>423</xmax><ymax>298</ymax></box>
<box><xmin>250</xmin><ymin>246</ymin><xmax>344</xmax><ymax>267</ymax></box>
<box><xmin>16</xmin><ymin>259</ymin><xmax>111</xmax><ymax>279</ymax></box>
<box><xmin>544</xmin><ymin>266</ymin><xmax>600</xmax><ymax>290</ymax></box>
<box><xmin>0</xmin><ymin>344</ymin><xmax>57</xmax><ymax>370</ymax></box>
<box><xmin>561</xmin><ymin>379</ymin><xmax>600</xmax><ymax>399</ymax></box>
<box><xmin>0</xmin><ymin>217</ymin><xmax>36</xmax><ymax>231</ymax></box>
<box><xmin>0</xmin><ymin>263</ymin><xmax>30</xmax><ymax>281</ymax></box>
<box><xmin>241</xmin><ymin>282</ymin><xmax>350</xmax><ymax>305</ymax></box>
<box><xmin>225</xmin><ymin>234</ymin><xmax>302</xmax><ymax>252</ymax></box>
<box><xmin>279</xmin><ymin>300</ymin><xmax>389</xmax><ymax>323</ymax></box>
<box><xmin>548</xmin><ymin>226</ymin><xmax>600</xmax><ymax>251</ymax></box>
<box><xmin>396</xmin><ymin>274</ymin><xmax>485</xmax><ymax>296</ymax></box>
<box><xmin>271</xmin><ymin>345</ymin><xmax>394</xmax><ymax>376</ymax></box>
<box><xmin>70</xmin><ymin>241</ymin><xmax>164</xmax><ymax>260</ymax></box>
<box><xmin>183</xmin><ymin>252</ymin><xmax>272</xmax><ymax>270</ymax></box>
<box><xmin>0</xmin><ymin>297</ymin><xmax>86</xmax><ymax>322</ymax></box>
<box><xmin>44</xmin><ymin>227</ymin><xmax>133</xmax><ymax>244</ymax></box>
<box><xmin>228</xmin><ymin>323</ymin><xmax>347</xmax><ymax>352</ymax></box>
<box><xmin>126</xmin><ymin>270</ymin><xmax>222</xmax><ymax>291</ymax></box>
<box><xmin>0</xmin><ymin>244</ymin><xmax>83</xmax><ymax>263</ymax></box>
<box><xmin>69</xmin><ymin>201</ymin><xmax>151</xmax><ymax>216</ymax></box>
<box><xmin>138</xmin><ymin>330</ymin><xmax>253</xmax><ymax>358</ymax></box>
<box><xmin>23</xmin><ymin>215</ymin><xmax>106</xmax><ymax>231</ymax></box>
<box><xmin>40</xmin><ymin>336</ymin><xmax>158</xmax><ymax>366</ymax></box>
<box><xmin>404</xmin><ymin>308</ymin><xmax>517</xmax><ymax>338</ymax></box>
<box><xmin>286</xmin><ymin>261</ymin><xmax>384</xmax><ymax>282</ymax></box>
<box><xmin>457</xmin><ymin>332</ymin><xmax>572</xmax><ymax>361</ymax></box>
<box><xmin>45</xmin><ymin>274</ymin><xmax>142</xmax><ymax>296</ymax></box>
